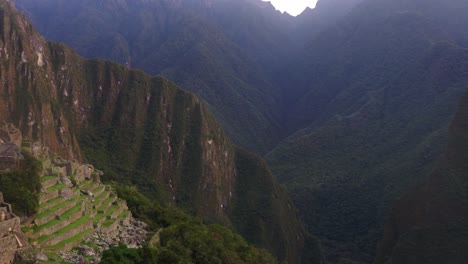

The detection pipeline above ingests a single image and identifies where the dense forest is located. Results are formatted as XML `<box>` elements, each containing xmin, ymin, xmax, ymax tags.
<box><xmin>0</xmin><ymin>0</ymin><xmax>466</xmax><ymax>263</ymax></box>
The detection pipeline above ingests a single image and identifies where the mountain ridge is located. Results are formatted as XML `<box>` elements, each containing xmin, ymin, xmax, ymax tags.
<box><xmin>13</xmin><ymin>0</ymin><xmax>468</xmax><ymax>262</ymax></box>
<box><xmin>0</xmin><ymin>0</ymin><xmax>316</xmax><ymax>262</ymax></box>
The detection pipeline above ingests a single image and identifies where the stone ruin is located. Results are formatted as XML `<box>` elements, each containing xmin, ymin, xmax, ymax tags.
<box><xmin>0</xmin><ymin>143</ymin><xmax>22</xmax><ymax>171</ymax></box>
<box><xmin>0</xmin><ymin>123</ymin><xmax>23</xmax><ymax>171</ymax></box>
<box><xmin>0</xmin><ymin>122</ymin><xmax>22</xmax><ymax>147</ymax></box>
<box><xmin>31</xmin><ymin>142</ymin><xmax>53</xmax><ymax>160</ymax></box>
<box><xmin>0</xmin><ymin>192</ymin><xmax>29</xmax><ymax>264</ymax></box>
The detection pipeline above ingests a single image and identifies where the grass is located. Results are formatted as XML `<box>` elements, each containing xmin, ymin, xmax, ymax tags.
<box><xmin>46</xmin><ymin>228</ymin><xmax>93</xmax><ymax>251</ymax></box>
<box><xmin>41</xmin><ymin>175</ymin><xmax>57</xmax><ymax>183</ymax></box>
<box><xmin>21</xmin><ymin>226</ymin><xmax>32</xmax><ymax>233</ymax></box>
<box><xmin>118</xmin><ymin>210</ymin><xmax>129</xmax><ymax>220</ymax></box>
<box><xmin>102</xmin><ymin>218</ymin><xmax>116</xmax><ymax>228</ymax></box>
<box><xmin>34</xmin><ymin>200</ymin><xmax>83</xmax><ymax>233</ymax></box>
<box><xmin>97</xmin><ymin>196</ymin><xmax>115</xmax><ymax>211</ymax></box>
<box><xmin>94</xmin><ymin>189</ymin><xmax>110</xmax><ymax>203</ymax></box>
<box><xmin>37</xmin><ymin>199</ymin><xmax>75</xmax><ymax>219</ymax></box>
<box><xmin>107</xmin><ymin>204</ymin><xmax>119</xmax><ymax>215</ymax></box>
<box><xmin>92</xmin><ymin>185</ymin><xmax>104</xmax><ymax>194</ymax></box>
<box><xmin>46</xmin><ymin>182</ymin><xmax>66</xmax><ymax>192</ymax></box>
<box><xmin>94</xmin><ymin>204</ymin><xmax>118</xmax><ymax>224</ymax></box>
<box><xmin>79</xmin><ymin>180</ymin><xmax>95</xmax><ymax>190</ymax></box>
<box><xmin>40</xmin><ymin>197</ymin><xmax>64</xmax><ymax>209</ymax></box>
<box><xmin>38</xmin><ymin>215</ymin><xmax>90</xmax><ymax>243</ymax></box>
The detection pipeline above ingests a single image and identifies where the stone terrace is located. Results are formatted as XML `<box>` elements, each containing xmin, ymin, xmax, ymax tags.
<box><xmin>23</xmin><ymin>150</ymin><xmax>137</xmax><ymax>256</ymax></box>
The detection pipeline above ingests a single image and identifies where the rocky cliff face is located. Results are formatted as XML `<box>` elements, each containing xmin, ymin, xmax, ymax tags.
<box><xmin>14</xmin><ymin>0</ymin><xmax>286</xmax><ymax>154</ymax></box>
<box><xmin>0</xmin><ymin>0</ymin><xmax>311</xmax><ymax>262</ymax></box>
<box><xmin>0</xmin><ymin>1</ymin><xmax>81</xmax><ymax>159</ymax></box>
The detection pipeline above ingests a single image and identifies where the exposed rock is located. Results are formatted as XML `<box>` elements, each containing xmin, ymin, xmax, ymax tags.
<box><xmin>85</xmin><ymin>217</ymin><xmax>147</xmax><ymax>253</ymax></box>
<box><xmin>80</xmin><ymin>190</ymin><xmax>94</xmax><ymax>197</ymax></box>
<box><xmin>36</xmin><ymin>252</ymin><xmax>49</xmax><ymax>261</ymax></box>
<box><xmin>59</xmin><ymin>251</ymin><xmax>88</xmax><ymax>264</ymax></box>
<box><xmin>59</xmin><ymin>189</ymin><xmax>73</xmax><ymax>200</ymax></box>
<box><xmin>61</xmin><ymin>176</ymin><xmax>74</xmax><ymax>188</ymax></box>
<box><xmin>77</xmin><ymin>245</ymin><xmax>96</xmax><ymax>257</ymax></box>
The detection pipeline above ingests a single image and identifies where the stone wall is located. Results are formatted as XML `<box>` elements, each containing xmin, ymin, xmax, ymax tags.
<box><xmin>41</xmin><ymin>220</ymin><xmax>93</xmax><ymax>247</ymax></box>
<box><xmin>41</xmin><ymin>177</ymin><xmax>59</xmax><ymax>189</ymax></box>
<box><xmin>0</xmin><ymin>157</ymin><xmax>18</xmax><ymax>171</ymax></box>
<box><xmin>0</xmin><ymin>235</ymin><xmax>17</xmax><ymax>264</ymax></box>
<box><xmin>39</xmin><ymin>190</ymin><xmax>60</xmax><ymax>204</ymax></box>
<box><xmin>0</xmin><ymin>217</ymin><xmax>19</xmax><ymax>234</ymax></box>
<box><xmin>74</xmin><ymin>164</ymin><xmax>96</xmax><ymax>184</ymax></box>
<box><xmin>0</xmin><ymin>193</ymin><xmax>28</xmax><ymax>264</ymax></box>
<box><xmin>34</xmin><ymin>201</ymin><xmax>77</xmax><ymax>226</ymax></box>
<box><xmin>100</xmin><ymin>218</ymin><xmax>121</xmax><ymax>237</ymax></box>
<box><xmin>34</xmin><ymin>208</ymin><xmax>83</xmax><ymax>237</ymax></box>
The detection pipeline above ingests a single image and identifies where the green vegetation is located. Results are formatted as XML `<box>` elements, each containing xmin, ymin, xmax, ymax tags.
<box><xmin>375</xmin><ymin>91</ymin><xmax>468</xmax><ymax>264</ymax></box>
<box><xmin>37</xmin><ymin>215</ymin><xmax>90</xmax><ymax>243</ymax></box>
<box><xmin>40</xmin><ymin>175</ymin><xmax>57</xmax><ymax>183</ymax></box>
<box><xmin>46</xmin><ymin>228</ymin><xmax>93</xmax><ymax>251</ymax></box>
<box><xmin>46</xmin><ymin>182</ymin><xmax>66</xmax><ymax>192</ymax></box>
<box><xmin>15</xmin><ymin>0</ymin><xmax>283</xmax><ymax>154</ymax></box>
<box><xmin>39</xmin><ymin>197</ymin><xmax>64</xmax><ymax>211</ymax></box>
<box><xmin>34</xmin><ymin>202</ymin><xmax>83</xmax><ymax>233</ymax></box>
<box><xmin>0</xmin><ymin>1</ymin><xmax>313</xmax><ymax>262</ymax></box>
<box><xmin>94</xmin><ymin>204</ymin><xmax>118</xmax><ymax>224</ymax></box>
<box><xmin>36</xmin><ymin>199</ymin><xmax>76</xmax><ymax>219</ymax></box>
<box><xmin>0</xmin><ymin>152</ymin><xmax>41</xmax><ymax>216</ymax></box>
<box><xmin>102</xmin><ymin>185</ymin><xmax>279</xmax><ymax>264</ymax></box>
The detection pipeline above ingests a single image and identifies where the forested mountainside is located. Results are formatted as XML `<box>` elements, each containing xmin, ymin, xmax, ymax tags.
<box><xmin>376</xmin><ymin>90</ymin><xmax>468</xmax><ymax>264</ymax></box>
<box><xmin>14</xmin><ymin>0</ymin><xmax>363</xmax><ymax>153</ymax></box>
<box><xmin>14</xmin><ymin>0</ymin><xmax>293</xmax><ymax>154</ymax></box>
<box><xmin>292</xmin><ymin>0</ymin><xmax>364</xmax><ymax>48</ymax></box>
<box><xmin>0</xmin><ymin>0</ymin><xmax>317</xmax><ymax>262</ymax></box>
<box><xmin>267</xmin><ymin>0</ymin><xmax>468</xmax><ymax>261</ymax></box>
<box><xmin>14</xmin><ymin>0</ymin><xmax>468</xmax><ymax>263</ymax></box>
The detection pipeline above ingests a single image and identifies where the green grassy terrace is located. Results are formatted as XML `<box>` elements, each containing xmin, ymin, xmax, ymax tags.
<box><xmin>37</xmin><ymin>215</ymin><xmax>90</xmax><ymax>244</ymax></box>
<box><xmin>33</xmin><ymin>201</ymin><xmax>83</xmax><ymax>233</ymax></box>
<box><xmin>46</xmin><ymin>228</ymin><xmax>94</xmax><ymax>251</ymax></box>
<box><xmin>36</xmin><ymin>198</ymin><xmax>78</xmax><ymax>219</ymax></box>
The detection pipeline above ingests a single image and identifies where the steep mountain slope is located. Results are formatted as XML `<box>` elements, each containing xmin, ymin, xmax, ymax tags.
<box><xmin>293</xmin><ymin>0</ymin><xmax>364</xmax><ymax>45</ymax></box>
<box><xmin>0</xmin><ymin>1</ymin><xmax>314</xmax><ymax>262</ymax></box>
<box><xmin>14</xmin><ymin>0</ymin><xmax>468</xmax><ymax>262</ymax></box>
<box><xmin>376</xmin><ymin>90</ymin><xmax>468</xmax><ymax>264</ymax></box>
<box><xmin>15</xmin><ymin>0</ymin><xmax>290</xmax><ymax>154</ymax></box>
<box><xmin>268</xmin><ymin>0</ymin><xmax>468</xmax><ymax>262</ymax></box>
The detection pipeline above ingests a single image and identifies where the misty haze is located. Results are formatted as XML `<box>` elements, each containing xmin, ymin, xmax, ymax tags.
<box><xmin>0</xmin><ymin>0</ymin><xmax>467</xmax><ymax>263</ymax></box>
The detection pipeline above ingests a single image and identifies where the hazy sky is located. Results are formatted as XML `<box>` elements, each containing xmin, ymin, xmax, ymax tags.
<box><xmin>264</xmin><ymin>0</ymin><xmax>318</xmax><ymax>16</ymax></box>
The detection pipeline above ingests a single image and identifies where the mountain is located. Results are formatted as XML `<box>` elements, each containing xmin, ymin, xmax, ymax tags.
<box><xmin>14</xmin><ymin>0</ymin><xmax>293</xmax><ymax>154</ymax></box>
<box><xmin>293</xmin><ymin>0</ymin><xmax>364</xmax><ymax>45</ymax></box>
<box><xmin>0</xmin><ymin>0</ymin><xmax>317</xmax><ymax>262</ymax></box>
<box><xmin>14</xmin><ymin>0</ymin><xmax>468</xmax><ymax>262</ymax></box>
<box><xmin>267</xmin><ymin>0</ymin><xmax>468</xmax><ymax>261</ymax></box>
<box><xmin>376</xmin><ymin>90</ymin><xmax>468</xmax><ymax>264</ymax></box>
<box><xmin>14</xmin><ymin>0</ymin><xmax>363</xmax><ymax>152</ymax></box>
